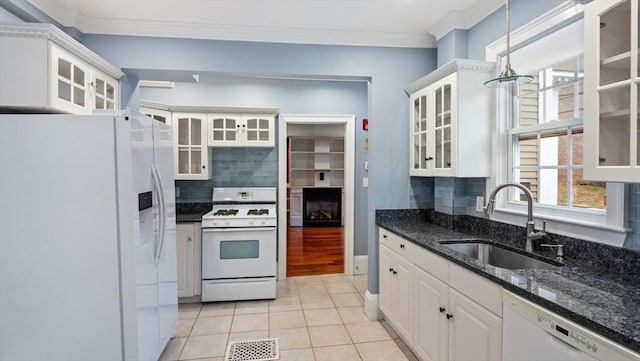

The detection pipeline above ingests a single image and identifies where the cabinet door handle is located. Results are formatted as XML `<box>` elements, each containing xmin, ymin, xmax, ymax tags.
<box><xmin>383</xmin><ymin>234</ymin><xmax>387</xmax><ymax>239</ymax></box>
<box><xmin>392</xmin><ymin>270</ymin><xmax>397</xmax><ymax>275</ymax></box>
<box><xmin>187</xmin><ymin>237</ymin><xmax>192</xmax><ymax>242</ymax></box>
<box><xmin>389</xmin><ymin>268</ymin><xmax>394</xmax><ymax>273</ymax></box>
<box><xmin>446</xmin><ymin>313</ymin><xmax>453</xmax><ymax>320</ymax></box>
<box><xmin>439</xmin><ymin>307</ymin><xmax>445</xmax><ymax>313</ymax></box>
<box><xmin>400</xmin><ymin>244</ymin><xmax>405</xmax><ymax>249</ymax></box>
<box><xmin>426</xmin><ymin>156</ymin><xmax>434</xmax><ymax>161</ymax></box>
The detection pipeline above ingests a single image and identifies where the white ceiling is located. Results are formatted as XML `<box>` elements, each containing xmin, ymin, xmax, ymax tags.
<box><xmin>28</xmin><ymin>0</ymin><xmax>504</xmax><ymax>48</ymax></box>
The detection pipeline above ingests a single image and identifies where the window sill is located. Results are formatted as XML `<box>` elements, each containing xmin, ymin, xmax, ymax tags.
<box><xmin>490</xmin><ymin>207</ymin><xmax>629</xmax><ymax>248</ymax></box>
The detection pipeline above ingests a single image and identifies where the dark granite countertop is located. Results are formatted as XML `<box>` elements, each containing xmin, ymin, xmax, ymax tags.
<box><xmin>176</xmin><ymin>202</ymin><xmax>211</xmax><ymax>223</ymax></box>
<box><xmin>376</xmin><ymin>209</ymin><xmax>640</xmax><ymax>354</ymax></box>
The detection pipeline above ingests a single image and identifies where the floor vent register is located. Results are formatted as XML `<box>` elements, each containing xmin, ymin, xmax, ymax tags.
<box><xmin>225</xmin><ymin>338</ymin><xmax>280</xmax><ymax>361</ymax></box>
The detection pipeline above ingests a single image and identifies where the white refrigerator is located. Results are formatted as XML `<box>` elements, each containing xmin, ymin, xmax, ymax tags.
<box><xmin>0</xmin><ymin>111</ymin><xmax>178</xmax><ymax>361</ymax></box>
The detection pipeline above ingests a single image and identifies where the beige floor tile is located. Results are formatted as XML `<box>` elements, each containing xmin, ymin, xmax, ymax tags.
<box><xmin>277</xmin><ymin>278</ymin><xmax>298</xmax><ymax>288</ymax></box>
<box><xmin>230</xmin><ymin>313</ymin><xmax>269</xmax><ymax>332</ymax></box>
<box><xmin>321</xmin><ymin>274</ymin><xmax>350</xmax><ymax>284</ymax></box>
<box><xmin>304</xmin><ymin>308</ymin><xmax>343</xmax><ymax>326</ymax></box>
<box><xmin>276</xmin><ymin>285</ymin><xmax>299</xmax><ymax>297</ymax></box>
<box><xmin>355</xmin><ymin>340</ymin><xmax>408</xmax><ymax>361</ymax></box>
<box><xmin>293</xmin><ymin>275</ymin><xmax>325</xmax><ymax>286</ymax></box>
<box><xmin>269</xmin><ymin>296</ymin><xmax>302</xmax><ymax>313</ymax></box>
<box><xmin>178</xmin><ymin>303</ymin><xmax>201</xmax><ymax>320</ymax></box>
<box><xmin>278</xmin><ymin>348</ymin><xmax>316</xmax><ymax>361</ymax></box>
<box><xmin>270</xmin><ymin>310</ymin><xmax>306</xmax><ymax>329</ymax></box>
<box><xmin>326</xmin><ymin>282</ymin><xmax>357</xmax><ymax>294</ymax></box>
<box><xmin>234</xmin><ymin>300</ymin><xmax>269</xmax><ymax>315</ymax></box>
<box><xmin>331</xmin><ymin>292</ymin><xmax>364</xmax><ymax>307</ymax></box>
<box><xmin>337</xmin><ymin>306</ymin><xmax>369</xmax><ymax>324</ymax></box>
<box><xmin>345</xmin><ymin>321</ymin><xmax>391</xmax><ymax>343</ymax></box>
<box><xmin>159</xmin><ymin>337</ymin><xmax>186</xmax><ymax>361</ymax></box>
<box><xmin>175</xmin><ymin>317</ymin><xmax>196</xmax><ymax>337</ymax></box>
<box><xmin>308</xmin><ymin>324</ymin><xmax>353</xmax><ymax>347</ymax></box>
<box><xmin>199</xmin><ymin>302</ymin><xmax>235</xmax><ymax>318</ymax></box>
<box><xmin>349</xmin><ymin>276</ymin><xmax>368</xmax><ymax>292</ymax></box>
<box><xmin>298</xmin><ymin>284</ymin><xmax>329</xmax><ymax>297</ymax></box>
<box><xmin>314</xmin><ymin>344</ymin><xmax>362</xmax><ymax>361</ymax></box>
<box><xmin>300</xmin><ymin>294</ymin><xmax>335</xmax><ymax>309</ymax></box>
<box><xmin>190</xmin><ymin>316</ymin><xmax>233</xmax><ymax>336</ymax></box>
<box><xmin>269</xmin><ymin>327</ymin><xmax>311</xmax><ymax>350</ymax></box>
<box><xmin>179</xmin><ymin>334</ymin><xmax>228</xmax><ymax>360</ymax></box>
<box><xmin>228</xmin><ymin>330</ymin><xmax>269</xmax><ymax>342</ymax></box>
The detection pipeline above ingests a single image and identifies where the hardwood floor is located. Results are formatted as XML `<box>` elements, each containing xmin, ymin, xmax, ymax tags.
<box><xmin>286</xmin><ymin>226</ymin><xmax>344</xmax><ymax>277</ymax></box>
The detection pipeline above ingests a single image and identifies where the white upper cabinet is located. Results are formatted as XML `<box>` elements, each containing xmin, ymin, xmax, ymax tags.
<box><xmin>0</xmin><ymin>23</ymin><xmax>123</xmax><ymax>114</ymax></box>
<box><xmin>584</xmin><ymin>0</ymin><xmax>640</xmax><ymax>181</ymax></box>
<box><xmin>172</xmin><ymin>113</ymin><xmax>212</xmax><ymax>180</ymax></box>
<box><xmin>207</xmin><ymin>113</ymin><xmax>275</xmax><ymax>147</ymax></box>
<box><xmin>407</xmin><ymin>59</ymin><xmax>494</xmax><ymax>177</ymax></box>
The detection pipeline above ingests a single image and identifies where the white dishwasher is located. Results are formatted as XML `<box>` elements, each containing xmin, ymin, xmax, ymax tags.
<box><xmin>503</xmin><ymin>291</ymin><xmax>640</xmax><ymax>361</ymax></box>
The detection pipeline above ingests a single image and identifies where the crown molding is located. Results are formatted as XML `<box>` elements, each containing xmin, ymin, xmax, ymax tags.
<box><xmin>431</xmin><ymin>1</ymin><xmax>503</xmax><ymax>41</ymax></box>
<box><xmin>405</xmin><ymin>59</ymin><xmax>495</xmax><ymax>94</ymax></box>
<box><xmin>139</xmin><ymin>99</ymin><xmax>279</xmax><ymax>115</ymax></box>
<box><xmin>0</xmin><ymin>22</ymin><xmax>123</xmax><ymax>79</ymax></box>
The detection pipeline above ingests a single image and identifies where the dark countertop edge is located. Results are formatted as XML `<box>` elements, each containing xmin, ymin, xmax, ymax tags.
<box><xmin>375</xmin><ymin>221</ymin><xmax>640</xmax><ymax>354</ymax></box>
<box><xmin>176</xmin><ymin>202</ymin><xmax>211</xmax><ymax>222</ymax></box>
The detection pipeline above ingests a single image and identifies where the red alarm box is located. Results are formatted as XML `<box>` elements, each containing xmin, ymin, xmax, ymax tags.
<box><xmin>362</xmin><ymin>118</ymin><xmax>368</xmax><ymax>131</ymax></box>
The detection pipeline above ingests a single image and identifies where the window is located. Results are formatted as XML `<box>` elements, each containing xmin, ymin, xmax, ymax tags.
<box><xmin>511</xmin><ymin>56</ymin><xmax>606</xmax><ymax>211</ymax></box>
<box><xmin>486</xmin><ymin>2</ymin><xmax>626</xmax><ymax>245</ymax></box>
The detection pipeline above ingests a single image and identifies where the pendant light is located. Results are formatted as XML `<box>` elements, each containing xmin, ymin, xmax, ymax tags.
<box><xmin>484</xmin><ymin>0</ymin><xmax>533</xmax><ymax>87</ymax></box>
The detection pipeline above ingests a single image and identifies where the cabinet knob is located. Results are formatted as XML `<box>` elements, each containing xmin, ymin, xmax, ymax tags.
<box><xmin>187</xmin><ymin>237</ymin><xmax>192</xmax><ymax>242</ymax></box>
<box><xmin>426</xmin><ymin>156</ymin><xmax>433</xmax><ymax>161</ymax></box>
<box><xmin>392</xmin><ymin>270</ymin><xmax>397</xmax><ymax>275</ymax></box>
<box><xmin>446</xmin><ymin>314</ymin><xmax>453</xmax><ymax>320</ymax></box>
<box><xmin>389</xmin><ymin>267</ymin><xmax>394</xmax><ymax>273</ymax></box>
<box><xmin>383</xmin><ymin>235</ymin><xmax>387</xmax><ymax>239</ymax></box>
<box><xmin>202</xmin><ymin>165</ymin><xmax>206</xmax><ymax>169</ymax></box>
<box><xmin>447</xmin><ymin>162</ymin><xmax>451</xmax><ymax>167</ymax></box>
<box><xmin>400</xmin><ymin>244</ymin><xmax>405</xmax><ymax>249</ymax></box>
<box><xmin>439</xmin><ymin>307</ymin><xmax>445</xmax><ymax>313</ymax></box>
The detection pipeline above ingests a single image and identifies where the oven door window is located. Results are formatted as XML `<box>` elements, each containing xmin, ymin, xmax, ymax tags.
<box><xmin>220</xmin><ymin>240</ymin><xmax>259</xmax><ymax>259</ymax></box>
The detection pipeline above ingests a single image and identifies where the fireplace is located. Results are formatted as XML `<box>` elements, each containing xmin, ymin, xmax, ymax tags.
<box><xmin>303</xmin><ymin>187</ymin><xmax>342</xmax><ymax>227</ymax></box>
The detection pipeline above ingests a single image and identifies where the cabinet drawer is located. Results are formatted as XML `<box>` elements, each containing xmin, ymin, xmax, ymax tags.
<box><xmin>411</xmin><ymin>243</ymin><xmax>449</xmax><ymax>284</ymax></box>
<box><xmin>449</xmin><ymin>263</ymin><xmax>502</xmax><ymax>317</ymax></box>
<box><xmin>379</xmin><ymin>228</ymin><xmax>399</xmax><ymax>249</ymax></box>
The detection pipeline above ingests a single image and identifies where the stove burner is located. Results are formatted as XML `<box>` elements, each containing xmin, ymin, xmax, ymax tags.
<box><xmin>247</xmin><ymin>208</ymin><xmax>269</xmax><ymax>216</ymax></box>
<box><xmin>213</xmin><ymin>209</ymin><xmax>238</xmax><ymax>216</ymax></box>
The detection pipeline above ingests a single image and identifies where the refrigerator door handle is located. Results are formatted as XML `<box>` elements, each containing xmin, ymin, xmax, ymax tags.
<box><xmin>152</xmin><ymin>164</ymin><xmax>167</xmax><ymax>262</ymax></box>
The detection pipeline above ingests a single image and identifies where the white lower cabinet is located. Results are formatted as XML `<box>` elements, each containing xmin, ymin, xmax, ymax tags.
<box><xmin>176</xmin><ymin>222</ymin><xmax>202</xmax><ymax>299</ymax></box>
<box><xmin>378</xmin><ymin>227</ymin><xmax>502</xmax><ymax>361</ymax></box>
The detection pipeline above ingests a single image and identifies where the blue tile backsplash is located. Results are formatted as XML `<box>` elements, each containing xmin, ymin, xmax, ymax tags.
<box><xmin>175</xmin><ymin>147</ymin><xmax>278</xmax><ymax>203</ymax></box>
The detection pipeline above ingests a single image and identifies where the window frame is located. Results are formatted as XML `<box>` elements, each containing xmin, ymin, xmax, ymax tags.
<box><xmin>485</xmin><ymin>1</ymin><xmax>627</xmax><ymax>246</ymax></box>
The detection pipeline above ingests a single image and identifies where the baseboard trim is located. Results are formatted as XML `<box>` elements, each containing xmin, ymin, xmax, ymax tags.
<box><xmin>364</xmin><ymin>290</ymin><xmax>382</xmax><ymax>321</ymax></box>
<box><xmin>353</xmin><ymin>255</ymin><xmax>368</xmax><ymax>275</ymax></box>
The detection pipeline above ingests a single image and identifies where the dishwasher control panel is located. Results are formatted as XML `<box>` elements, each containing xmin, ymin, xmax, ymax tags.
<box><xmin>504</xmin><ymin>291</ymin><xmax>640</xmax><ymax>361</ymax></box>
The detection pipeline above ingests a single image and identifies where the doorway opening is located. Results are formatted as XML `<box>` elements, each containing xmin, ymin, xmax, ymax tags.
<box><xmin>277</xmin><ymin>115</ymin><xmax>355</xmax><ymax>279</ymax></box>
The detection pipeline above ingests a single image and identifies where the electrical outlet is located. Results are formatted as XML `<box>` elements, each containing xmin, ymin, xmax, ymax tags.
<box><xmin>363</xmin><ymin>177</ymin><xmax>368</xmax><ymax>188</ymax></box>
<box><xmin>476</xmin><ymin>196</ymin><xmax>484</xmax><ymax>212</ymax></box>
<box><xmin>364</xmin><ymin>161</ymin><xmax>368</xmax><ymax>170</ymax></box>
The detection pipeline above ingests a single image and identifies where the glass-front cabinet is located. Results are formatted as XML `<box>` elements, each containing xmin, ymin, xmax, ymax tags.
<box><xmin>172</xmin><ymin>113</ymin><xmax>212</xmax><ymax>180</ymax></box>
<box><xmin>0</xmin><ymin>24</ymin><xmax>122</xmax><ymax>114</ymax></box>
<box><xmin>207</xmin><ymin>113</ymin><xmax>275</xmax><ymax>147</ymax></box>
<box><xmin>584</xmin><ymin>0</ymin><xmax>640</xmax><ymax>181</ymax></box>
<box><xmin>408</xmin><ymin>60</ymin><xmax>493</xmax><ymax>177</ymax></box>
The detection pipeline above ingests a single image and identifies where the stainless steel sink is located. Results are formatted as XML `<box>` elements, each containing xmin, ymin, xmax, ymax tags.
<box><xmin>440</xmin><ymin>242</ymin><xmax>560</xmax><ymax>270</ymax></box>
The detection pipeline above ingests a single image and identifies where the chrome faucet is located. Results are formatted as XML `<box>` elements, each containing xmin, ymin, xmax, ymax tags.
<box><xmin>484</xmin><ymin>182</ymin><xmax>546</xmax><ymax>253</ymax></box>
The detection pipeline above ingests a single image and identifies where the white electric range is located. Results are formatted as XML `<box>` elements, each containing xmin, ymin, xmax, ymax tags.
<box><xmin>201</xmin><ymin>187</ymin><xmax>277</xmax><ymax>302</ymax></box>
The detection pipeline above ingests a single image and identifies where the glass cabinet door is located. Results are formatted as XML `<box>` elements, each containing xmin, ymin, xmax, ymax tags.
<box><xmin>208</xmin><ymin>114</ymin><xmax>241</xmax><ymax>145</ymax></box>
<box><xmin>433</xmin><ymin>83</ymin><xmax>452</xmax><ymax>171</ymax></box>
<box><xmin>56</xmin><ymin>55</ymin><xmax>87</xmax><ymax>110</ymax></box>
<box><xmin>93</xmin><ymin>76</ymin><xmax>116</xmax><ymax>110</ymax></box>
<box><xmin>592</xmin><ymin>0</ymin><xmax>638</xmax><ymax>171</ymax></box>
<box><xmin>412</xmin><ymin>92</ymin><xmax>429</xmax><ymax>172</ymax></box>
<box><xmin>176</xmin><ymin>115</ymin><xmax>205</xmax><ymax>177</ymax></box>
<box><xmin>242</xmin><ymin>114</ymin><xmax>274</xmax><ymax>147</ymax></box>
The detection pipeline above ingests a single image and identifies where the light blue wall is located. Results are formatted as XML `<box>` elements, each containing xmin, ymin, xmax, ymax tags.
<box><xmin>467</xmin><ymin>0</ymin><xmax>566</xmax><ymax>60</ymax></box>
<box><xmin>140</xmin><ymin>76</ymin><xmax>370</xmax><ymax>255</ymax></box>
<box><xmin>0</xmin><ymin>6</ymin><xmax>21</xmax><ymax>21</ymax></box>
<box><xmin>81</xmin><ymin>35</ymin><xmax>436</xmax><ymax>289</ymax></box>
<box><xmin>437</xmin><ymin>29</ymin><xmax>469</xmax><ymax>67</ymax></box>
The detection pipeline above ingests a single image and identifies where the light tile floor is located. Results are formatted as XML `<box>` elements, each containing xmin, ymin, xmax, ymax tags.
<box><xmin>160</xmin><ymin>274</ymin><xmax>418</xmax><ymax>361</ymax></box>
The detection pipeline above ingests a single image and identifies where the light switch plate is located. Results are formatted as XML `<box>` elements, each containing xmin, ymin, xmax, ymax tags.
<box><xmin>363</xmin><ymin>177</ymin><xmax>368</xmax><ymax>188</ymax></box>
<box><xmin>476</xmin><ymin>196</ymin><xmax>484</xmax><ymax>212</ymax></box>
